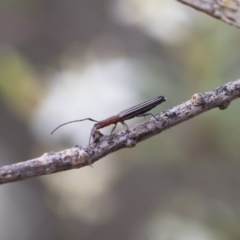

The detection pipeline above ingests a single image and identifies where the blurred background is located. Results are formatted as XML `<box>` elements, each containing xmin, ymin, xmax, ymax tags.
<box><xmin>0</xmin><ymin>0</ymin><xmax>240</xmax><ymax>239</ymax></box>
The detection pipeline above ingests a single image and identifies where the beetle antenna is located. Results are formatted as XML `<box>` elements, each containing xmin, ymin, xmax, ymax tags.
<box><xmin>51</xmin><ymin>118</ymin><xmax>98</xmax><ymax>135</ymax></box>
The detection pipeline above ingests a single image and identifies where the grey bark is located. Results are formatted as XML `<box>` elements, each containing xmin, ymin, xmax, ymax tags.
<box><xmin>1</xmin><ymin>79</ymin><xmax>240</xmax><ymax>185</ymax></box>
<box><xmin>178</xmin><ymin>0</ymin><xmax>240</xmax><ymax>28</ymax></box>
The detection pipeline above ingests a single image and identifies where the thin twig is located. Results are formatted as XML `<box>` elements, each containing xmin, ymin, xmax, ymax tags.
<box><xmin>177</xmin><ymin>0</ymin><xmax>240</xmax><ymax>28</ymax></box>
<box><xmin>0</xmin><ymin>79</ymin><xmax>240</xmax><ymax>185</ymax></box>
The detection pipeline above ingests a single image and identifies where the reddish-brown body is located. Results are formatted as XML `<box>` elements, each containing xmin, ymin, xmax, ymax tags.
<box><xmin>51</xmin><ymin>96</ymin><xmax>166</xmax><ymax>146</ymax></box>
<box><xmin>94</xmin><ymin>115</ymin><xmax>121</xmax><ymax>129</ymax></box>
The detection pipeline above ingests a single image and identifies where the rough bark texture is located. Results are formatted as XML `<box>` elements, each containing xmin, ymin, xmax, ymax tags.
<box><xmin>0</xmin><ymin>79</ymin><xmax>240</xmax><ymax>185</ymax></box>
<box><xmin>178</xmin><ymin>0</ymin><xmax>240</xmax><ymax>28</ymax></box>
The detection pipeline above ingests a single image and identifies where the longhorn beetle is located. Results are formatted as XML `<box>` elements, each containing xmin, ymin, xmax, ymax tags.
<box><xmin>51</xmin><ymin>96</ymin><xmax>166</xmax><ymax>144</ymax></box>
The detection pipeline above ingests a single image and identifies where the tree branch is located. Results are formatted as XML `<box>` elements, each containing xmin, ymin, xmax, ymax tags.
<box><xmin>177</xmin><ymin>0</ymin><xmax>240</xmax><ymax>28</ymax></box>
<box><xmin>0</xmin><ymin>79</ymin><xmax>240</xmax><ymax>185</ymax></box>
